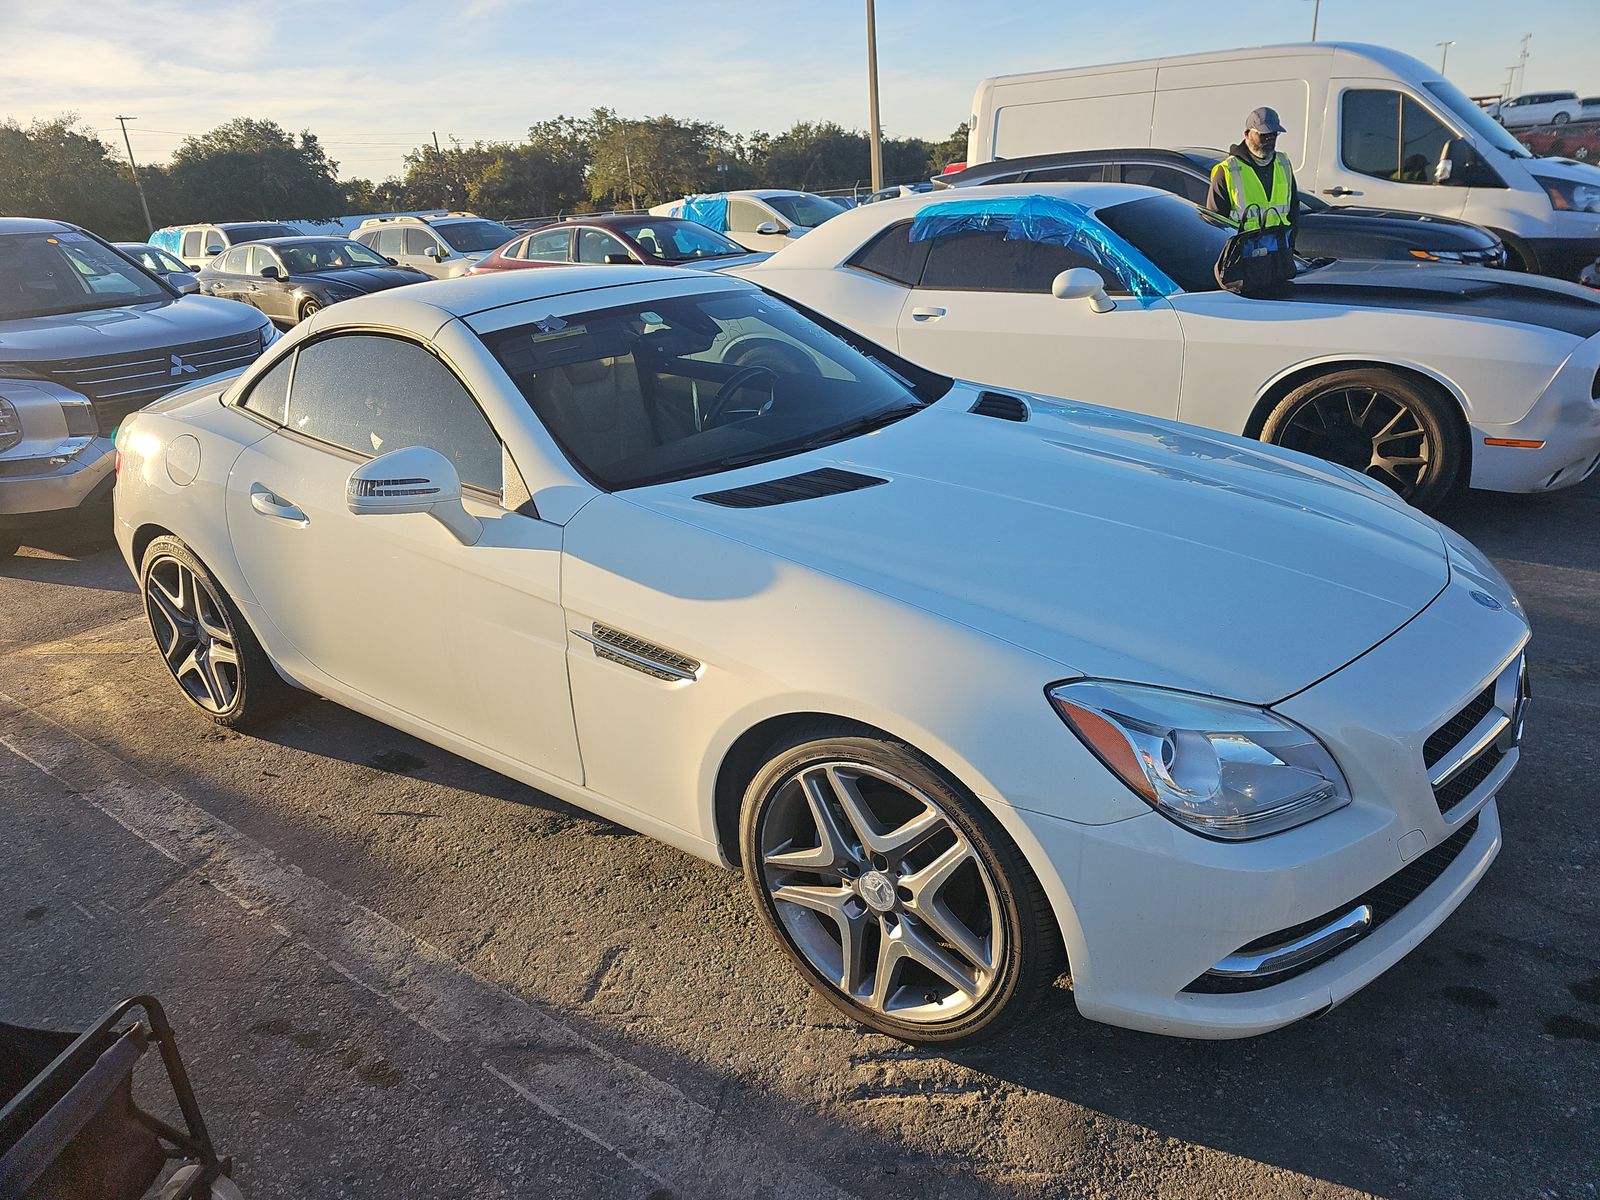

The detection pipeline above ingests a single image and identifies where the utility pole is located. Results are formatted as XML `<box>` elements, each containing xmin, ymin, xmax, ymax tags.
<box><xmin>1504</xmin><ymin>67</ymin><xmax>1518</xmax><ymax>102</ymax></box>
<box><xmin>621</xmin><ymin>126</ymin><xmax>639</xmax><ymax>212</ymax></box>
<box><xmin>866</xmin><ymin>0</ymin><xmax>883</xmax><ymax>192</ymax></box>
<box><xmin>1515</xmin><ymin>33</ymin><xmax>1531</xmax><ymax>95</ymax></box>
<box><xmin>1436</xmin><ymin>40</ymin><xmax>1455</xmax><ymax>76</ymax></box>
<box><xmin>1307</xmin><ymin>0</ymin><xmax>1321</xmax><ymax>42</ymax></box>
<box><xmin>114</xmin><ymin>115</ymin><xmax>154</xmax><ymax>236</ymax></box>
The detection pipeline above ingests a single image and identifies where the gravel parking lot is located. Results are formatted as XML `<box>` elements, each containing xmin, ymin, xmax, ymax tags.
<box><xmin>2</xmin><ymin>478</ymin><xmax>1597</xmax><ymax>1200</ymax></box>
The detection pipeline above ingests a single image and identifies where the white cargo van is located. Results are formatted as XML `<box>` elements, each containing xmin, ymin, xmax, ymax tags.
<box><xmin>967</xmin><ymin>42</ymin><xmax>1600</xmax><ymax>279</ymax></box>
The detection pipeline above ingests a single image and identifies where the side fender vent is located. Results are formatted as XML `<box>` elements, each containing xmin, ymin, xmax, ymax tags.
<box><xmin>969</xmin><ymin>392</ymin><xmax>1030</xmax><ymax>422</ymax></box>
<box><xmin>696</xmin><ymin>467</ymin><xmax>888</xmax><ymax>509</ymax></box>
<box><xmin>574</xmin><ymin>623</ymin><xmax>700</xmax><ymax>682</ymax></box>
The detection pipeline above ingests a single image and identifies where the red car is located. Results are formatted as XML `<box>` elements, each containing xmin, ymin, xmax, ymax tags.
<box><xmin>471</xmin><ymin>214</ymin><xmax>769</xmax><ymax>274</ymax></box>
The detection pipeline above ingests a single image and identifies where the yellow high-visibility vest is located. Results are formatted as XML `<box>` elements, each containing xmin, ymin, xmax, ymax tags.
<box><xmin>1212</xmin><ymin>153</ymin><xmax>1293</xmax><ymax>231</ymax></box>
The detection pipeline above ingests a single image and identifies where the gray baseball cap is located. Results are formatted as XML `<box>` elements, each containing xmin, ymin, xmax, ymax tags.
<box><xmin>1246</xmin><ymin>106</ymin><xmax>1288</xmax><ymax>134</ymax></box>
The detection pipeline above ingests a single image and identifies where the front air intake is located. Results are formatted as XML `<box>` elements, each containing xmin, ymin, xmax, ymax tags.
<box><xmin>969</xmin><ymin>391</ymin><xmax>1030</xmax><ymax>422</ymax></box>
<box><xmin>696</xmin><ymin>467</ymin><xmax>888</xmax><ymax>508</ymax></box>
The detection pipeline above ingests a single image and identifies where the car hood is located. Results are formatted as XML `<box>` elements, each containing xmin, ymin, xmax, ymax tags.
<box><xmin>0</xmin><ymin>296</ymin><xmax>267</xmax><ymax>363</ymax></box>
<box><xmin>634</xmin><ymin>391</ymin><xmax>1450</xmax><ymax>704</ymax></box>
<box><xmin>1525</xmin><ymin>156</ymin><xmax>1600</xmax><ymax>187</ymax></box>
<box><xmin>683</xmin><ymin>251</ymin><xmax>771</xmax><ymax>272</ymax></box>
<box><xmin>1279</xmin><ymin>260</ymin><xmax>1600</xmax><ymax>337</ymax></box>
<box><xmin>297</xmin><ymin>266</ymin><xmax>425</xmax><ymax>292</ymax></box>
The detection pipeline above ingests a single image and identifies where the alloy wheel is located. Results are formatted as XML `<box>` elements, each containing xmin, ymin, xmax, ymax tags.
<box><xmin>757</xmin><ymin>761</ymin><xmax>1004</xmax><ymax>1023</ymax></box>
<box><xmin>144</xmin><ymin>555</ymin><xmax>241</xmax><ymax>714</ymax></box>
<box><xmin>1280</xmin><ymin>386</ymin><xmax>1434</xmax><ymax>497</ymax></box>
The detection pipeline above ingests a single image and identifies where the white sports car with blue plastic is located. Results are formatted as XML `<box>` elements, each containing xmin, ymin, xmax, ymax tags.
<box><xmin>115</xmin><ymin>265</ymin><xmax>1529</xmax><ymax>1043</ymax></box>
<box><xmin>736</xmin><ymin>182</ymin><xmax>1600</xmax><ymax>510</ymax></box>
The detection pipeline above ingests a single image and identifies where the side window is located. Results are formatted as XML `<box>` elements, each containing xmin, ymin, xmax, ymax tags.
<box><xmin>247</xmin><ymin>246</ymin><xmax>280</xmax><ymax>275</ymax></box>
<box><xmin>205</xmin><ymin>229</ymin><xmax>226</xmax><ymax>252</ymax></box>
<box><xmin>1118</xmin><ymin>164</ymin><xmax>1209</xmax><ymax>204</ymax></box>
<box><xmin>576</xmin><ymin>229</ymin><xmax>629</xmax><ymax>263</ymax></box>
<box><xmin>370</xmin><ymin>228</ymin><xmax>400</xmax><ymax>256</ymax></box>
<box><xmin>846</xmin><ymin>221</ymin><xmax>929</xmax><ymax>286</ymax></box>
<box><xmin>239</xmin><ymin>353</ymin><xmax>293</xmax><ymax>425</ymax></box>
<box><xmin>216</xmin><ymin>247</ymin><xmax>247</xmax><ymax>274</ymax></box>
<box><xmin>504</xmin><ymin>236</ymin><xmax>530</xmax><ymax>260</ymax></box>
<box><xmin>181</xmin><ymin>230</ymin><xmax>202</xmax><ymax>258</ymax></box>
<box><xmin>1023</xmin><ymin>164</ymin><xmax>1103</xmax><ymax>183</ymax></box>
<box><xmin>522</xmin><ymin>228</ymin><xmax>571</xmax><ymax>261</ymax></box>
<box><xmin>728</xmin><ymin>200</ymin><xmax>768</xmax><ymax>232</ymax></box>
<box><xmin>285</xmin><ymin>335</ymin><xmax>503</xmax><ymax>495</ymax></box>
<box><xmin>1342</xmin><ymin>89</ymin><xmax>1454</xmax><ymax>184</ymax></box>
<box><xmin>918</xmin><ymin>229</ymin><xmax>1120</xmax><ymax>294</ymax></box>
<box><xmin>404</xmin><ymin>228</ymin><xmax>440</xmax><ymax>256</ymax></box>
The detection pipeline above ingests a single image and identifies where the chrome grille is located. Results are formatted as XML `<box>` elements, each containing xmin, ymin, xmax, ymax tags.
<box><xmin>1427</xmin><ymin>654</ymin><xmax>1526</xmax><ymax>818</ymax></box>
<box><xmin>46</xmin><ymin>330</ymin><xmax>263</xmax><ymax>433</ymax></box>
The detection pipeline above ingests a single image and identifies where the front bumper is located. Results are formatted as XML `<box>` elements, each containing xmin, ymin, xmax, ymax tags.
<box><xmin>0</xmin><ymin>436</ymin><xmax>116</xmax><ymax>526</ymax></box>
<box><xmin>1001</xmin><ymin>572</ymin><xmax>1528</xmax><ymax>1038</ymax></box>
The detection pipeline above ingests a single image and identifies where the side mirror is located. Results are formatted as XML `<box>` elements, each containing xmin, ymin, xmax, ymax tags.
<box><xmin>423</xmin><ymin>245</ymin><xmax>443</xmax><ymax>258</ymax></box>
<box><xmin>204</xmin><ymin>245</ymin><xmax>224</xmax><ymax>257</ymax></box>
<box><xmin>1434</xmin><ymin>138</ymin><xmax>1475</xmax><ymax>186</ymax></box>
<box><xmin>385</xmin><ymin>256</ymin><xmax>399</xmax><ymax>265</ymax></box>
<box><xmin>347</xmin><ymin>446</ymin><xmax>481</xmax><ymax>546</ymax></box>
<box><xmin>260</xmin><ymin>265</ymin><xmax>280</xmax><ymax>280</ymax></box>
<box><xmin>604</xmin><ymin>252</ymin><xmax>634</xmax><ymax>265</ymax></box>
<box><xmin>1052</xmin><ymin>267</ymin><xmax>1115</xmax><ymax>312</ymax></box>
<box><xmin>176</xmin><ymin>277</ymin><xmax>200</xmax><ymax>295</ymax></box>
<box><xmin>755</xmin><ymin>220</ymin><xmax>785</xmax><ymax>236</ymax></box>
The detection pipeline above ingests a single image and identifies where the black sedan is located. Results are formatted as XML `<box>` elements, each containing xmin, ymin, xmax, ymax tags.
<box><xmin>197</xmin><ymin>236</ymin><xmax>427</xmax><ymax>325</ymax></box>
<box><xmin>939</xmin><ymin>149</ymin><xmax>1507</xmax><ymax>267</ymax></box>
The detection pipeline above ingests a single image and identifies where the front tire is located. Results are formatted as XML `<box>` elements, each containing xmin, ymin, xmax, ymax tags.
<box><xmin>297</xmin><ymin>298</ymin><xmax>322</xmax><ymax>323</ymax></box>
<box><xmin>1261</xmin><ymin>368</ymin><xmax>1465</xmax><ymax>510</ymax></box>
<box><xmin>741</xmin><ymin>725</ymin><xmax>1062</xmax><ymax>1045</ymax></box>
<box><xmin>139</xmin><ymin>536</ymin><xmax>294</xmax><ymax>728</ymax></box>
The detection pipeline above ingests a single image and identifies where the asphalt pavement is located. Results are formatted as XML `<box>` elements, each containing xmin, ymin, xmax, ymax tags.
<box><xmin>1</xmin><ymin>478</ymin><xmax>1596</xmax><ymax>1200</ymax></box>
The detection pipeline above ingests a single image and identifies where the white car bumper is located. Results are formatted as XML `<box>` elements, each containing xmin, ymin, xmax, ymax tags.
<box><xmin>1002</xmin><ymin>571</ymin><xmax>1528</xmax><ymax>1038</ymax></box>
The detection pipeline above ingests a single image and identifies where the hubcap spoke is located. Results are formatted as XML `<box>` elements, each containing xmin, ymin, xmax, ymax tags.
<box><xmin>763</xmin><ymin>771</ymin><xmax>857</xmax><ymax>872</ymax></box>
<box><xmin>825</xmin><ymin>766</ymin><xmax>942</xmax><ymax>859</ymax></box>
<box><xmin>145</xmin><ymin>555</ymin><xmax>238</xmax><ymax>714</ymax></box>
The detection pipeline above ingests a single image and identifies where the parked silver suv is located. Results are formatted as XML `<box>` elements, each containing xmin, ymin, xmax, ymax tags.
<box><xmin>351</xmin><ymin>213</ymin><xmax>519</xmax><ymax>278</ymax></box>
<box><xmin>1</xmin><ymin>218</ymin><xmax>276</xmax><ymax>556</ymax></box>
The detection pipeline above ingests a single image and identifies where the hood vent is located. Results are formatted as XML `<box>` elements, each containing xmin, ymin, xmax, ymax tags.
<box><xmin>696</xmin><ymin>467</ymin><xmax>888</xmax><ymax>509</ymax></box>
<box><xmin>969</xmin><ymin>392</ymin><xmax>1030</xmax><ymax>422</ymax></box>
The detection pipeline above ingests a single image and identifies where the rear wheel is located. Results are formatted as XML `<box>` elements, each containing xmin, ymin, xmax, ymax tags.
<box><xmin>741</xmin><ymin>725</ymin><xmax>1062</xmax><ymax>1045</ymax></box>
<box><xmin>1552</xmin><ymin>112</ymin><xmax>1571</xmax><ymax>125</ymax></box>
<box><xmin>139</xmin><ymin>536</ymin><xmax>294</xmax><ymax>728</ymax></box>
<box><xmin>1261</xmin><ymin>368</ymin><xmax>1464</xmax><ymax>510</ymax></box>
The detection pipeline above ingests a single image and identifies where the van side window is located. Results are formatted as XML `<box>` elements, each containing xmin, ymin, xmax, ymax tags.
<box><xmin>1341</xmin><ymin>90</ymin><xmax>1454</xmax><ymax>185</ymax></box>
<box><xmin>846</xmin><ymin>222</ymin><xmax>930</xmax><ymax>286</ymax></box>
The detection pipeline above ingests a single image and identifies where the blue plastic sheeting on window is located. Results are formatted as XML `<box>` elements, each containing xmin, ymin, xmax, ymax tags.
<box><xmin>681</xmin><ymin>195</ymin><xmax>730</xmax><ymax>233</ymax></box>
<box><xmin>908</xmin><ymin>196</ymin><xmax>1176</xmax><ymax>307</ymax></box>
<box><xmin>149</xmin><ymin>228</ymin><xmax>182</xmax><ymax>255</ymax></box>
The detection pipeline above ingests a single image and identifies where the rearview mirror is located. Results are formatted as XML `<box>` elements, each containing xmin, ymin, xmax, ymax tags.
<box><xmin>1052</xmin><ymin>268</ymin><xmax>1115</xmax><ymax>312</ymax></box>
<box><xmin>347</xmin><ymin>446</ymin><xmax>481</xmax><ymax>545</ymax></box>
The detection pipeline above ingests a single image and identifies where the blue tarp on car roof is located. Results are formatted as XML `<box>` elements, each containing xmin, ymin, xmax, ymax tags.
<box><xmin>680</xmin><ymin>195</ymin><xmax>730</xmax><ymax>233</ymax></box>
<box><xmin>908</xmin><ymin>195</ymin><xmax>1175</xmax><ymax>307</ymax></box>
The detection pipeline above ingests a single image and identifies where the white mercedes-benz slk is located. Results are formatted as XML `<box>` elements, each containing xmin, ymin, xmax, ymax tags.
<box><xmin>114</xmin><ymin>265</ymin><xmax>1530</xmax><ymax>1044</ymax></box>
<box><xmin>733</xmin><ymin>182</ymin><xmax>1600</xmax><ymax>511</ymax></box>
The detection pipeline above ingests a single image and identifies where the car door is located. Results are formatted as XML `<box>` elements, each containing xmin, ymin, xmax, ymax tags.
<box><xmin>222</xmin><ymin>333</ymin><xmax>582</xmax><ymax>781</ymax></box>
<box><xmin>202</xmin><ymin>246</ymin><xmax>247</xmax><ymax>301</ymax></box>
<box><xmin>891</xmin><ymin>224</ymin><xmax>1185</xmax><ymax>417</ymax></box>
<box><xmin>1320</xmin><ymin>87</ymin><xmax>1468</xmax><ymax>218</ymax></box>
<box><xmin>246</xmin><ymin>246</ymin><xmax>295</xmax><ymax>324</ymax></box>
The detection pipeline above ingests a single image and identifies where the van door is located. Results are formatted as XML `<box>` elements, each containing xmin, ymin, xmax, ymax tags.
<box><xmin>1317</xmin><ymin>86</ymin><xmax>1468</xmax><ymax>219</ymax></box>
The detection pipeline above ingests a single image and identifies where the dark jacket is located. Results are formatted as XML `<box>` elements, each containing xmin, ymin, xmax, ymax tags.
<box><xmin>1205</xmin><ymin>141</ymin><xmax>1300</xmax><ymax>225</ymax></box>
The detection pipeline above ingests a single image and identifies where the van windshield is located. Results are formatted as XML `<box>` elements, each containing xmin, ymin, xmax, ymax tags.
<box><xmin>1423</xmin><ymin>81</ymin><xmax>1532</xmax><ymax>159</ymax></box>
<box><xmin>0</xmin><ymin>231</ymin><xmax>171</xmax><ymax>319</ymax></box>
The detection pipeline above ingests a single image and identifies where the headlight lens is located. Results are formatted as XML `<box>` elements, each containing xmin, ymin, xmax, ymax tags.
<box><xmin>1534</xmin><ymin>175</ymin><xmax>1600</xmax><ymax>213</ymax></box>
<box><xmin>1048</xmin><ymin>681</ymin><xmax>1351</xmax><ymax>840</ymax></box>
<box><xmin>0</xmin><ymin>397</ymin><xmax>21</xmax><ymax>454</ymax></box>
<box><xmin>259</xmin><ymin>322</ymin><xmax>280</xmax><ymax>351</ymax></box>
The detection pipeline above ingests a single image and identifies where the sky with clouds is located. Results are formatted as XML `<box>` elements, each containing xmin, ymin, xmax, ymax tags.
<box><xmin>2</xmin><ymin>0</ymin><xmax>1594</xmax><ymax>182</ymax></box>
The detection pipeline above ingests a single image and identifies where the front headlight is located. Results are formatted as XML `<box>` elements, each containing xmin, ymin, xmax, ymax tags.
<box><xmin>1408</xmin><ymin>248</ymin><xmax>1470</xmax><ymax>263</ymax></box>
<box><xmin>259</xmin><ymin>322</ymin><xmax>281</xmax><ymax>351</ymax></box>
<box><xmin>1048</xmin><ymin>681</ymin><xmax>1351</xmax><ymax>840</ymax></box>
<box><xmin>1534</xmin><ymin>175</ymin><xmax>1600</xmax><ymax>214</ymax></box>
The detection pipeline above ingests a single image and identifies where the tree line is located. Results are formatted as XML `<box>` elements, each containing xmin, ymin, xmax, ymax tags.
<box><xmin>1</xmin><ymin>112</ymin><xmax>969</xmax><ymax>241</ymax></box>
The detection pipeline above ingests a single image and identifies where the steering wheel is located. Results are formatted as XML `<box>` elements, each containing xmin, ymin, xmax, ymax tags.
<box><xmin>701</xmin><ymin>364</ymin><xmax>779</xmax><ymax>429</ymax></box>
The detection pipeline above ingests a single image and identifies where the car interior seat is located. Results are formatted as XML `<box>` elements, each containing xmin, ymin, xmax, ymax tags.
<box><xmin>535</xmin><ymin>356</ymin><xmax>659</xmax><ymax>472</ymax></box>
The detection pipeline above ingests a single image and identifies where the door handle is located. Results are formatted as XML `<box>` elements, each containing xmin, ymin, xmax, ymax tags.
<box><xmin>911</xmin><ymin>306</ymin><xmax>947</xmax><ymax>320</ymax></box>
<box><xmin>250</xmin><ymin>485</ymin><xmax>307</xmax><ymax>524</ymax></box>
<box><xmin>1321</xmin><ymin>186</ymin><xmax>1363</xmax><ymax>197</ymax></box>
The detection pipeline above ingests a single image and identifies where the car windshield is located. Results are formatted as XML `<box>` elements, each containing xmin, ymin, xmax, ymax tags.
<box><xmin>437</xmin><ymin>220</ymin><xmax>519</xmax><ymax>253</ymax></box>
<box><xmin>484</xmin><ymin>287</ymin><xmax>943</xmax><ymax>489</ymax></box>
<box><xmin>615</xmin><ymin>219</ymin><xmax>744</xmax><ymax>261</ymax></box>
<box><xmin>763</xmin><ymin>194</ymin><xmax>841</xmax><ymax>228</ymax></box>
<box><xmin>278</xmin><ymin>240</ymin><xmax>390</xmax><ymax>273</ymax></box>
<box><xmin>228</xmin><ymin>224</ymin><xmax>301</xmax><ymax>242</ymax></box>
<box><xmin>1096</xmin><ymin>194</ymin><xmax>1233</xmax><ymax>294</ymax></box>
<box><xmin>1423</xmin><ymin>81</ymin><xmax>1532</xmax><ymax>159</ymax></box>
<box><xmin>0</xmin><ymin>231</ymin><xmax>170</xmax><ymax>319</ymax></box>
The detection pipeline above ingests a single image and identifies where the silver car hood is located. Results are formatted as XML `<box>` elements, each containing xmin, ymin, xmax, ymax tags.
<box><xmin>0</xmin><ymin>296</ymin><xmax>267</xmax><ymax>363</ymax></box>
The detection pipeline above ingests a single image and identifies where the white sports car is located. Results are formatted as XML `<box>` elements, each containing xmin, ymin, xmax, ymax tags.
<box><xmin>115</xmin><ymin>266</ymin><xmax>1529</xmax><ymax>1043</ymax></box>
<box><xmin>734</xmin><ymin>183</ymin><xmax>1600</xmax><ymax>510</ymax></box>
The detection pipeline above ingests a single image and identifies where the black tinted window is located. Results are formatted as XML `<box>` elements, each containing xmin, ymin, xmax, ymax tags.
<box><xmin>847</xmin><ymin>222</ymin><xmax>929</xmax><ymax>285</ymax></box>
<box><xmin>1119</xmin><ymin>164</ymin><xmax>1209</xmax><ymax>204</ymax></box>
<box><xmin>919</xmin><ymin>229</ymin><xmax>1120</xmax><ymax>292</ymax></box>
<box><xmin>240</xmin><ymin>354</ymin><xmax>292</xmax><ymax>424</ymax></box>
<box><xmin>285</xmin><ymin>335</ymin><xmax>502</xmax><ymax>493</ymax></box>
<box><xmin>1342</xmin><ymin>89</ymin><xmax>1453</xmax><ymax>184</ymax></box>
<box><xmin>1023</xmin><ymin>164</ymin><xmax>1103</xmax><ymax>183</ymax></box>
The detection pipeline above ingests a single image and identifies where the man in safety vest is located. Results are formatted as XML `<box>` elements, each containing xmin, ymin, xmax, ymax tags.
<box><xmin>1206</xmin><ymin>107</ymin><xmax>1299</xmax><ymax>236</ymax></box>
